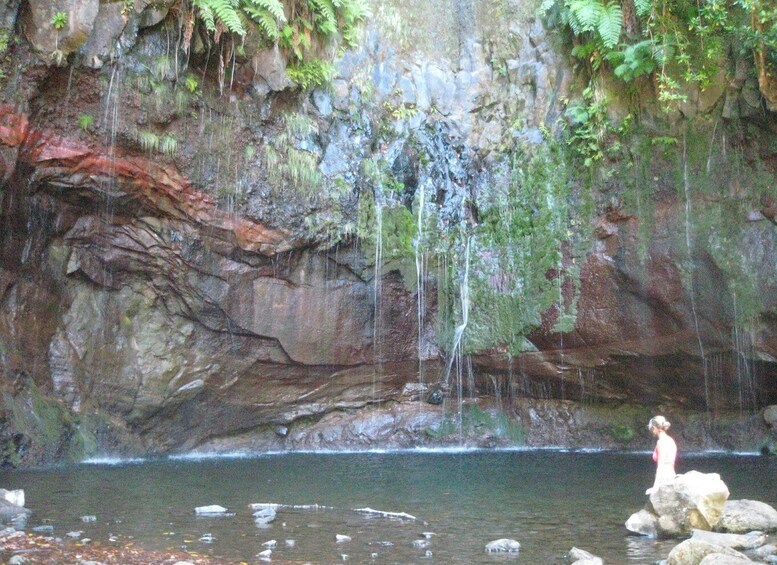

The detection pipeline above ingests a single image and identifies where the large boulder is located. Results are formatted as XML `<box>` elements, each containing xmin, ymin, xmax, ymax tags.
<box><xmin>666</xmin><ymin>539</ymin><xmax>750</xmax><ymax>565</ymax></box>
<box><xmin>626</xmin><ymin>471</ymin><xmax>730</xmax><ymax>537</ymax></box>
<box><xmin>22</xmin><ymin>0</ymin><xmax>100</xmax><ymax>63</ymax></box>
<box><xmin>716</xmin><ymin>500</ymin><xmax>777</xmax><ymax>533</ymax></box>
<box><xmin>649</xmin><ymin>471</ymin><xmax>730</xmax><ymax>534</ymax></box>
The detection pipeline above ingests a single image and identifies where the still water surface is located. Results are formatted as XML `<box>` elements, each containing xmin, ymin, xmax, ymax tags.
<box><xmin>1</xmin><ymin>450</ymin><xmax>775</xmax><ymax>564</ymax></box>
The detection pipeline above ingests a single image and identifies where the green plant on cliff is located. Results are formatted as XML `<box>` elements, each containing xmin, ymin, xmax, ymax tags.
<box><xmin>77</xmin><ymin>114</ymin><xmax>95</xmax><ymax>132</ymax></box>
<box><xmin>188</xmin><ymin>0</ymin><xmax>367</xmax><ymax>89</ymax></box>
<box><xmin>50</xmin><ymin>11</ymin><xmax>68</xmax><ymax>30</ymax></box>
<box><xmin>541</xmin><ymin>0</ymin><xmax>777</xmax><ymax>110</ymax></box>
<box><xmin>262</xmin><ymin>112</ymin><xmax>323</xmax><ymax>196</ymax></box>
<box><xmin>459</xmin><ymin>140</ymin><xmax>583</xmax><ymax>355</ymax></box>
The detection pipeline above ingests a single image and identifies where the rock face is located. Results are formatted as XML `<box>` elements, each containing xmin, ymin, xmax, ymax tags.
<box><xmin>626</xmin><ymin>471</ymin><xmax>730</xmax><ymax>537</ymax></box>
<box><xmin>0</xmin><ymin>0</ymin><xmax>776</xmax><ymax>465</ymax></box>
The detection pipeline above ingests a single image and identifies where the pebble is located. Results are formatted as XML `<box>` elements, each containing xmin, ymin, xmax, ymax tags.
<box><xmin>81</xmin><ymin>515</ymin><xmax>97</xmax><ymax>522</ymax></box>
<box><xmin>336</xmin><ymin>534</ymin><xmax>351</xmax><ymax>543</ymax></box>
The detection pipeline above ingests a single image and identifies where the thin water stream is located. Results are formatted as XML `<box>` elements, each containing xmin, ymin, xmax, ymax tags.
<box><xmin>2</xmin><ymin>450</ymin><xmax>775</xmax><ymax>564</ymax></box>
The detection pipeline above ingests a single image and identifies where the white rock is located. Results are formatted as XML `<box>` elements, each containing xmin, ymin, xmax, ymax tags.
<box><xmin>285</xmin><ymin>539</ymin><xmax>295</xmax><ymax>547</ymax></box>
<box><xmin>649</xmin><ymin>471</ymin><xmax>730</xmax><ymax>533</ymax></box>
<box><xmin>412</xmin><ymin>539</ymin><xmax>430</xmax><ymax>548</ymax></box>
<box><xmin>262</xmin><ymin>539</ymin><xmax>277</xmax><ymax>548</ymax></box>
<box><xmin>253</xmin><ymin>507</ymin><xmax>277</xmax><ymax>525</ymax></box>
<box><xmin>81</xmin><ymin>515</ymin><xmax>96</xmax><ymax>522</ymax></box>
<box><xmin>0</xmin><ymin>489</ymin><xmax>24</xmax><ymax>507</ymax></box>
<box><xmin>485</xmin><ymin>538</ymin><xmax>521</xmax><ymax>553</ymax></box>
<box><xmin>257</xmin><ymin>548</ymin><xmax>272</xmax><ymax>561</ymax></box>
<box><xmin>336</xmin><ymin>534</ymin><xmax>352</xmax><ymax>543</ymax></box>
<box><xmin>569</xmin><ymin>546</ymin><xmax>604</xmax><ymax>565</ymax></box>
<box><xmin>195</xmin><ymin>505</ymin><xmax>228</xmax><ymax>515</ymax></box>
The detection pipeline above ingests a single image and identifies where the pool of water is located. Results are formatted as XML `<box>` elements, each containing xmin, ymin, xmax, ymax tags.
<box><xmin>1</xmin><ymin>450</ymin><xmax>775</xmax><ymax>564</ymax></box>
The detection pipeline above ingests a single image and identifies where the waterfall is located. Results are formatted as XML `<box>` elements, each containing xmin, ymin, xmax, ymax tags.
<box><xmin>443</xmin><ymin>236</ymin><xmax>471</xmax><ymax>438</ymax></box>
<box><xmin>414</xmin><ymin>180</ymin><xmax>427</xmax><ymax>388</ymax></box>
<box><xmin>732</xmin><ymin>291</ymin><xmax>758</xmax><ymax>412</ymax></box>
<box><xmin>373</xmin><ymin>196</ymin><xmax>384</xmax><ymax>398</ymax></box>
<box><xmin>682</xmin><ymin>135</ymin><xmax>709</xmax><ymax>412</ymax></box>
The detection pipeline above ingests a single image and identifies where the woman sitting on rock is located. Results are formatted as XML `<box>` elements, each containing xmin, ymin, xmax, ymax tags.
<box><xmin>646</xmin><ymin>415</ymin><xmax>677</xmax><ymax>495</ymax></box>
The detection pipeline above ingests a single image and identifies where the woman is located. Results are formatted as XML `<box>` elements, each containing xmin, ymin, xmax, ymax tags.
<box><xmin>646</xmin><ymin>415</ymin><xmax>677</xmax><ymax>495</ymax></box>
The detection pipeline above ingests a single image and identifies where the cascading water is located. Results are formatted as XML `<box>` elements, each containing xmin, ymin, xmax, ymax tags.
<box><xmin>372</xmin><ymin>194</ymin><xmax>384</xmax><ymax>398</ymax></box>
<box><xmin>732</xmin><ymin>292</ymin><xmax>758</xmax><ymax>412</ymax></box>
<box><xmin>682</xmin><ymin>134</ymin><xmax>710</xmax><ymax>412</ymax></box>
<box><xmin>414</xmin><ymin>180</ymin><xmax>427</xmax><ymax>388</ymax></box>
<box><xmin>444</xmin><ymin>235</ymin><xmax>471</xmax><ymax>437</ymax></box>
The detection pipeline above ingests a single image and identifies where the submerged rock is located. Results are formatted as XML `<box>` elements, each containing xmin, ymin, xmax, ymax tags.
<box><xmin>568</xmin><ymin>546</ymin><xmax>603</xmax><ymax>564</ymax></box>
<box><xmin>485</xmin><ymin>538</ymin><xmax>521</xmax><ymax>553</ymax></box>
<box><xmin>194</xmin><ymin>505</ymin><xmax>228</xmax><ymax>515</ymax></box>
<box><xmin>253</xmin><ymin>507</ymin><xmax>277</xmax><ymax>525</ymax></box>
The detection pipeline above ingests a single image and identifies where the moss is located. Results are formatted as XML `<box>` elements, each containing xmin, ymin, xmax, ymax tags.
<box><xmin>1</xmin><ymin>380</ymin><xmax>92</xmax><ymax>466</ymax></box>
<box><xmin>609</xmin><ymin>423</ymin><xmax>635</xmax><ymax>443</ymax></box>
<box><xmin>442</xmin><ymin>139</ymin><xmax>586</xmax><ymax>355</ymax></box>
<box><xmin>425</xmin><ymin>406</ymin><xmax>527</xmax><ymax>444</ymax></box>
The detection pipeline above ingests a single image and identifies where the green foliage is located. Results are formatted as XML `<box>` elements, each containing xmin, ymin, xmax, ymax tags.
<box><xmin>465</xmin><ymin>140</ymin><xmax>582</xmax><ymax>354</ymax></box>
<box><xmin>541</xmin><ymin>0</ymin><xmax>777</xmax><ymax>112</ymax></box>
<box><xmin>606</xmin><ymin>40</ymin><xmax>658</xmax><ymax>81</ymax></box>
<box><xmin>160</xmin><ymin>135</ymin><xmax>178</xmax><ymax>157</ymax></box>
<box><xmin>563</xmin><ymin>85</ymin><xmax>610</xmax><ymax>167</ymax></box>
<box><xmin>610</xmin><ymin>423</ymin><xmax>635</xmax><ymax>443</ymax></box>
<box><xmin>51</xmin><ymin>11</ymin><xmax>68</xmax><ymax>30</ymax></box>
<box><xmin>426</xmin><ymin>406</ymin><xmax>527</xmax><ymax>444</ymax></box>
<box><xmin>0</xmin><ymin>30</ymin><xmax>9</xmax><ymax>54</ymax></box>
<box><xmin>262</xmin><ymin>113</ymin><xmax>323</xmax><ymax>195</ymax></box>
<box><xmin>136</xmin><ymin>130</ymin><xmax>160</xmax><ymax>154</ymax></box>
<box><xmin>242</xmin><ymin>0</ymin><xmax>287</xmax><ymax>40</ymax></box>
<box><xmin>287</xmin><ymin>60</ymin><xmax>336</xmax><ymax>89</ymax></box>
<box><xmin>184</xmin><ymin>74</ymin><xmax>200</xmax><ymax>94</ymax></box>
<box><xmin>192</xmin><ymin>0</ymin><xmax>245</xmax><ymax>36</ymax></box>
<box><xmin>77</xmin><ymin>114</ymin><xmax>95</xmax><ymax>132</ymax></box>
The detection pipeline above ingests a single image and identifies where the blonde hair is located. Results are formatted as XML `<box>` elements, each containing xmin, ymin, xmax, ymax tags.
<box><xmin>648</xmin><ymin>415</ymin><xmax>671</xmax><ymax>431</ymax></box>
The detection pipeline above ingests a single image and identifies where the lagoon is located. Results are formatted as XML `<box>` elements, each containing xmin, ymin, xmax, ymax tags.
<box><xmin>1</xmin><ymin>450</ymin><xmax>775</xmax><ymax>564</ymax></box>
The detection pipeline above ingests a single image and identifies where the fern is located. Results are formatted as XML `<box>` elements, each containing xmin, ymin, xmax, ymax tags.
<box><xmin>309</xmin><ymin>0</ymin><xmax>338</xmax><ymax>35</ymax></box>
<box><xmin>244</xmin><ymin>5</ymin><xmax>281</xmax><ymax>39</ymax></box>
<box><xmin>193</xmin><ymin>0</ymin><xmax>245</xmax><ymax>36</ymax></box>
<box><xmin>340</xmin><ymin>0</ymin><xmax>368</xmax><ymax>47</ymax></box>
<box><xmin>597</xmin><ymin>2</ymin><xmax>622</xmax><ymax>48</ymax></box>
<box><xmin>568</xmin><ymin>0</ymin><xmax>604</xmax><ymax>34</ymax></box>
<box><xmin>242</xmin><ymin>0</ymin><xmax>286</xmax><ymax>21</ymax></box>
<box><xmin>634</xmin><ymin>0</ymin><xmax>651</xmax><ymax>18</ymax></box>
